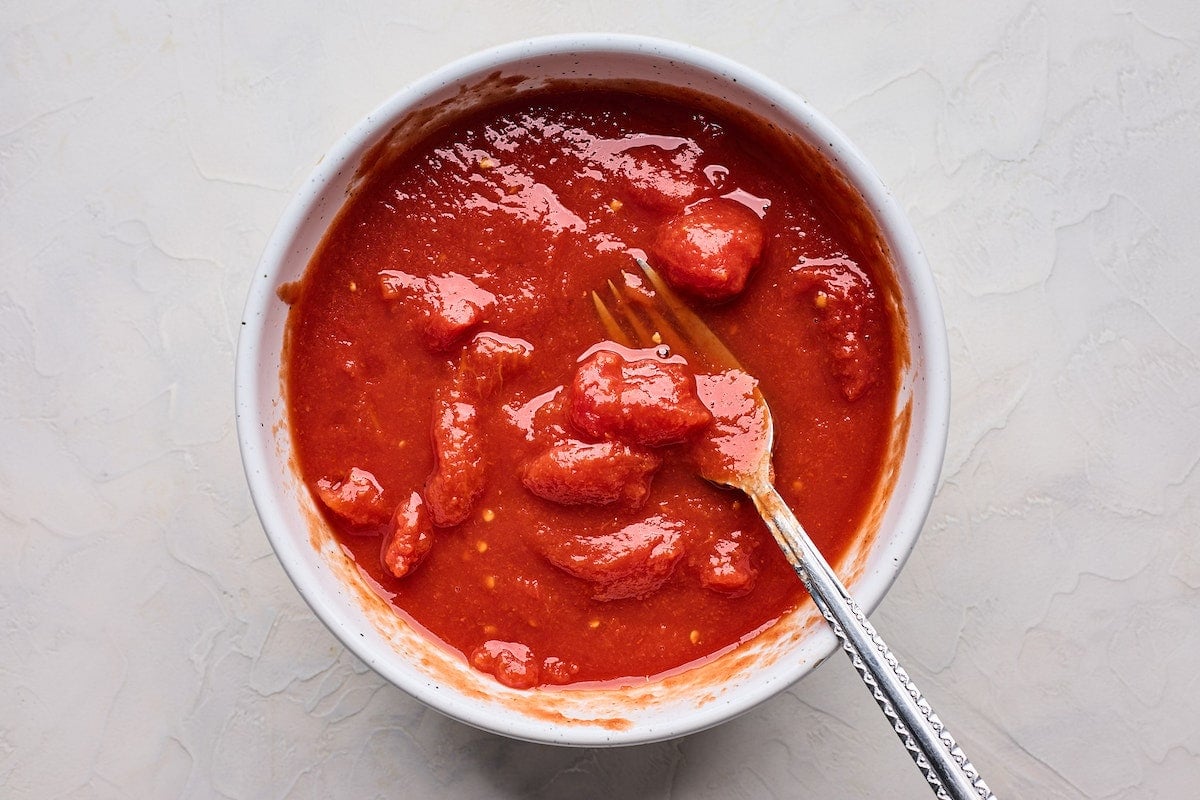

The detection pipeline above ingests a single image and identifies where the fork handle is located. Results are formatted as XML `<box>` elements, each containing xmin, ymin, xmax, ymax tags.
<box><xmin>751</xmin><ymin>486</ymin><xmax>997</xmax><ymax>800</ymax></box>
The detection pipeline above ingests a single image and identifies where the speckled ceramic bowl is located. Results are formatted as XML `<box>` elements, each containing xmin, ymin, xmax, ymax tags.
<box><xmin>235</xmin><ymin>33</ymin><xmax>949</xmax><ymax>746</ymax></box>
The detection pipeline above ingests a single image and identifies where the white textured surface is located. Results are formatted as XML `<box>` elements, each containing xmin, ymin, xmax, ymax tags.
<box><xmin>2</xmin><ymin>2</ymin><xmax>1197</xmax><ymax>797</ymax></box>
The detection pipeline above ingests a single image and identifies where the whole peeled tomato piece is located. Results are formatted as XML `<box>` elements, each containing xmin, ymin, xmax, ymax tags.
<box><xmin>521</xmin><ymin>439</ymin><xmax>662</xmax><ymax>509</ymax></box>
<box><xmin>653</xmin><ymin>198</ymin><xmax>766</xmax><ymax>301</ymax></box>
<box><xmin>793</xmin><ymin>261</ymin><xmax>883</xmax><ymax>401</ymax></box>
<box><xmin>455</xmin><ymin>332</ymin><xmax>534</xmax><ymax>400</ymax></box>
<box><xmin>583</xmin><ymin>134</ymin><xmax>709</xmax><ymax>213</ymax></box>
<box><xmin>314</xmin><ymin>467</ymin><xmax>389</xmax><ymax>527</ymax></box>
<box><xmin>691</xmin><ymin>369</ymin><xmax>773</xmax><ymax>487</ymax></box>
<box><xmin>379</xmin><ymin>270</ymin><xmax>497</xmax><ymax>351</ymax></box>
<box><xmin>570</xmin><ymin>348</ymin><xmax>712</xmax><ymax>447</ymax></box>
<box><xmin>380</xmin><ymin>492</ymin><xmax>434</xmax><ymax>579</ymax></box>
<box><xmin>689</xmin><ymin>527</ymin><xmax>759</xmax><ymax>597</ymax></box>
<box><xmin>424</xmin><ymin>389</ymin><xmax>486</xmax><ymax>527</ymax></box>
<box><xmin>535</xmin><ymin>515</ymin><xmax>685</xmax><ymax>602</ymax></box>
<box><xmin>469</xmin><ymin>640</ymin><xmax>541</xmax><ymax>689</ymax></box>
<box><xmin>540</xmin><ymin>656</ymin><xmax>581</xmax><ymax>685</ymax></box>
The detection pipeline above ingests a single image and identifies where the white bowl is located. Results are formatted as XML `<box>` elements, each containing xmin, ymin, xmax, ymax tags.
<box><xmin>235</xmin><ymin>33</ymin><xmax>949</xmax><ymax>746</ymax></box>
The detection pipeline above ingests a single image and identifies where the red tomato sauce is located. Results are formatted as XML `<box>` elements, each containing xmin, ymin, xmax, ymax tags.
<box><xmin>284</xmin><ymin>86</ymin><xmax>901</xmax><ymax>687</ymax></box>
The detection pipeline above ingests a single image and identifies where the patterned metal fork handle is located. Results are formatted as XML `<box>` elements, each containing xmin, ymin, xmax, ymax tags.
<box><xmin>752</xmin><ymin>486</ymin><xmax>997</xmax><ymax>800</ymax></box>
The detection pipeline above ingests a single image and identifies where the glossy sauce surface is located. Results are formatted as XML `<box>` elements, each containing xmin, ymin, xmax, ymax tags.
<box><xmin>285</xmin><ymin>87</ymin><xmax>900</xmax><ymax>686</ymax></box>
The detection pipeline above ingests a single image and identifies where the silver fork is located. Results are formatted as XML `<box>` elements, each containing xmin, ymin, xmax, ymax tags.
<box><xmin>593</xmin><ymin>258</ymin><xmax>997</xmax><ymax>800</ymax></box>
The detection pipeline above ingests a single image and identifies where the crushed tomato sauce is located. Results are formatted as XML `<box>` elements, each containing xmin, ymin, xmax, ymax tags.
<box><xmin>284</xmin><ymin>86</ymin><xmax>901</xmax><ymax>687</ymax></box>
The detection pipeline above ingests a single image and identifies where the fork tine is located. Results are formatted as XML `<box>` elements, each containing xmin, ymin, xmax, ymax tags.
<box><xmin>596</xmin><ymin>274</ymin><xmax>704</xmax><ymax>364</ymax></box>
<box><xmin>594</xmin><ymin>258</ymin><xmax>743</xmax><ymax>372</ymax></box>
<box><xmin>621</xmin><ymin>284</ymin><xmax>704</xmax><ymax>364</ymax></box>
<box><xmin>633</xmin><ymin>258</ymin><xmax>743</xmax><ymax>371</ymax></box>
<box><xmin>595</xmin><ymin>277</ymin><xmax>682</xmax><ymax>356</ymax></box>
<box><xmin>591</xmin><ymin>289</ymin><xmax>634</xmax><ymax>347</ymax></box>
<box><xmin>607</xmin><ymin>279</ymin><xmax>660</xmax><ymax>348</ymax></box>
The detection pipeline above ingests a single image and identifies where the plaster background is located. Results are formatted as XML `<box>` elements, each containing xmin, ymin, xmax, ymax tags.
<box><xmin>2</xmin><ymin>2</ymin><xmax>1197</xmax><ymax>797</ymax></box>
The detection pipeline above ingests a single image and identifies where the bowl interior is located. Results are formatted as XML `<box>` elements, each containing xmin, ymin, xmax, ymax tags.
<box><xmin>236</xmin><ymin>34</ymin><xmax>947</xmax><ymax>746</ymax></box>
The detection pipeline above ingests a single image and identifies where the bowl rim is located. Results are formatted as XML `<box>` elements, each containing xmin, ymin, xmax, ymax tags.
<box><xmin>235</xmin><ymin>32</ymin><xmax>949</xmax><ymax>746</ymax></box>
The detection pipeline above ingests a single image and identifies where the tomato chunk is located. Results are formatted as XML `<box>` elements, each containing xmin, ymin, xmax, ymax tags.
<box><xmin>793</xmin><ymin>262</ymin><xmax>882</xmax><ymax>400</ymax></box>
<box><xmin>379</xmin><ymin>270</ymin><xmax>497</xmax><ymax>351</ymax></box>
<box><xmin>691</xmin><ymin>370</ymin><xmax>772</xmax><ymax>485</ymax></box>
<box><xmin>569</xmin><ymin>348</ymin><xmax>712</xmax><ymax>447</ymax></box>
<box><xmin>653</xmin><ymin>198</ymin><xmax>765</xmax><ymax>300</ymax></box>
<box><xmin>690</xmin><ymin>528</ymin><xmax>758</xmax><ymax>597</ymax></box>
<box><xmin>314</xmin><ymin>467</ymin><xmax>389</xmax><ymax>527</ymax></box>
<box><xmin>456</xmin><ymin>332</ymin><xmax>534</xmax><ymax>399</ymax></box>
<box><xmin>540</xmin><ymin>656</ymin><xmax>581</xmax><ymax>685</ymax></box>
<box><xmin>522</xmin><ymin>439</ymin><xmax>661</xmax><ymax>509</ymax></box>
<box><xmin>586</xmin><ymin>137</ymin><xmax>708</xmax><ymax>212</ymax></box>
<box><xmin>469</xmin><ymin>640</ymin><xmax>540</xmax><ymax>689</ymax></box>
<box><xmin>380</xmin><ymin>492</ymin><xmax>434</xmax><ymax>579</ymax></box>
<box><xmin>424</xmin><ymin>389</ymin><xmax>486</xmax><ymax>526</ymax></box>
<box><xmin>537</xmin><ymin>516</ymin><xmax>685</xmax><ymax>601</ymax></box>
